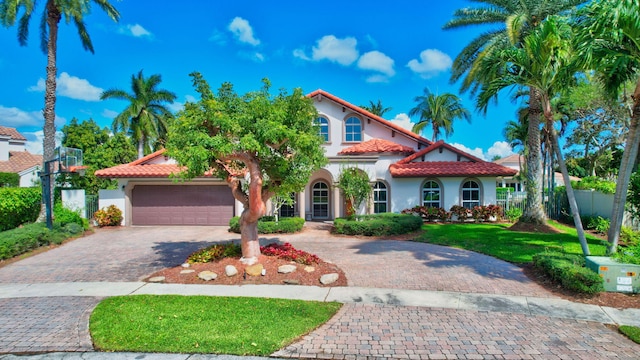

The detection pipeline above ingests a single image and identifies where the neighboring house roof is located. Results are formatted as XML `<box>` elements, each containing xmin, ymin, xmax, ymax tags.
<box><xmin>338</xmin><ymin>139</ymin><xmax>415</xmax><ymax>156</ymax></box>
<box><xmin>0</xmin><ymin>126</ymin><xmax>27</xmax><ymax>141</ymax></box>
<box><xmin>95</xmin><ymin>149</ymin><xmax>215</xmax><ymax>178</ymax></box>
<box><xmin>307</xmin><ymin>89</ymin><xmax>432</xmax><ymax>147</ymax></box>
<box><xmin>493</xmin><ymin>154</ymin><xmax>522</xmax><ymax>166</ymax></box>
<box><xmin>0</xmin><ymin>151</ymin><xmax>43</xmax><ymax>173</ymax></box>
<box><xmin>390</xmin><ymin>140</ymin><xmax>518</xmax><ymax>178</ymax></box>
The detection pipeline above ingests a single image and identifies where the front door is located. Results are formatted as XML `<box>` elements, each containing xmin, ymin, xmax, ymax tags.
<box><xmin>312</xmin><ymin>181</ymin><xmax>330</xmax><ymax>219</ymax></box>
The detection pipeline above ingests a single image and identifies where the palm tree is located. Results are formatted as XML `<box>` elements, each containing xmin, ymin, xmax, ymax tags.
<box><xmin>1</xmin><ymin>0</ymin><xmax>119</xmax><ymax>221</ymax></box>
<box><xmin>361</xmin><ymin>99</ymin><xmax>392</xmax><ymax>117</ymax></box>
<box><xmin>408</xmin><ymin>88</ymin><xmax>471</xmax><ymax>142</ymax></box>
<box><xmin>444</xmin><ymin>0</ymin><xmax>587</xmax><ymax>225</ymax></box>
<box><xmin>101</xmin><ymin>70</ymin><xmax>177</xmax><ymax>159</ymax></box>
<box><xmin>477</xmin><ymin>15</ymin><xmax>590</xmax><ymax>254</ymax></box>
<box><xmin>504</xmin><ymin>108</ymin><xmax>529</xmax><ymax>154</ymax></box>
<box><xmin>574</xmin><ymin>0</ymin><xmax>640</xmax><ymax>253</ymax></box>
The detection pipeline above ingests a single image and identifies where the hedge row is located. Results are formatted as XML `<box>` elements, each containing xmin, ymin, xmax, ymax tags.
<box><xmin>0</xmin><ymin>172</ymin><xmax>19</xmax><ymax>187</ymax></box>
<box><xmin>333</xmin><ymin>213</ymin><xmax>423</xmax><ymax>236</ymax></box>
<box><xmin>0</xmin><ymin>187</ymin><xmax>42</xmax><ymax>231</ymax></box>
<box><xmin>532</xmin><ymin>251</ymin><xmax>604</xmax><ymax>294</ymax></box>
<box><xmin>228</xmin><ymin>216</ymin><xmax>305</xmax><ymax>234</ymax></box>
<box><xmin>0</xmin><ymin>222</ymin><xmax>84</xmax><ymax>260</ymax></box>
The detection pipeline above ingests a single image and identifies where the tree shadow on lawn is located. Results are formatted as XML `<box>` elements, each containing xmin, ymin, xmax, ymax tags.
<box><xmin>347</xmin><ymin>239</ymin><xmax>532</xmax><ymax>282</ymax></box>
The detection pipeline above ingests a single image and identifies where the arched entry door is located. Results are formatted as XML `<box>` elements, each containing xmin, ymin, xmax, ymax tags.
<box><xmin>312</xmin><ymin>181</ymin><xmax>330</xmax><ymax>219</ymax></box>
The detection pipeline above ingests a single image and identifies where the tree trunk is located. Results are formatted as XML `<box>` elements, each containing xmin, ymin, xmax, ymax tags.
<box><xmin>239</xmin><ymin>209</ymin><xmax>262</xmax><ymax>262</ymax></box>
<box><xmin>520</xmin><ymin>88</ymin><xmax>546</xmax><ymax>224</ymax></box>
<box><xmin>608</xmin><ymin>77</ymin><xmax>640</xmax><ymax>254</ymax></box>
<box><xmin>39</xmin><ymin>2</ymin><xmax>61</xmax><ymax>225</ymax></box>
<box><xmin>137</xmin><ymin>137</ymin><xmax>144</xmax><ymax>159</ymax></box>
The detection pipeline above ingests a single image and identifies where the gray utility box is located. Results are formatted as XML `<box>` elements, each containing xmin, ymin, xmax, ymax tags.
<box><xmin>586</xmin><ymin>256</ymin><xmax>640</xmax><ymax>293</ymax></box>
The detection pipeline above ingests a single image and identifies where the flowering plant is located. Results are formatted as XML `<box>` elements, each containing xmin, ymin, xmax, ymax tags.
<box><xmin>260</xmin><ymin>242</ymin><xmax>320</xmax><ymax>265</ymax></box>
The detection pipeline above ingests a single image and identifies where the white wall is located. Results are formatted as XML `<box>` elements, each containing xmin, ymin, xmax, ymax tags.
<box><xmin>98</xmin><ymin>189</ymin><xmax>126</xmax><ymax>225</ymax></box>
<box><xmin>0</xmin><ymin>137</ymin><xmax>8</xmax><ymax>161</ymax></box>
<box><xmin>18</xmin><ymin>166</ymin><xmax>40</xmax><ymax>187</ymax></box>
<box><xmin>62</xmin><ymin>189</ymin><xmax>86</xmax><ymax>218</ymax></box>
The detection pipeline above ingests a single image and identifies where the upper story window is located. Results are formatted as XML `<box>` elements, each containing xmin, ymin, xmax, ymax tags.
<box><xmin>314</xmin><ymin>117</ymin><xmax>329</xmax><ymax>142</ymax></box>
<box><xmin>422</xmin><ymin>180</ymin><xmax>441</xmax><ymax>208</ymax></box>
<box><xmin>344</xmin><ymin>117</ymin><xmax>362</xmax><ymax>142</ymax></box>
<box><xmin>461</xmin><ymin>180</ymin><xmax>481</xmax><ymax>209</ymax></box>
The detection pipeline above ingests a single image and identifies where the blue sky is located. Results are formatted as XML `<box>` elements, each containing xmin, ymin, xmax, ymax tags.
<box><xmin>0</xmin><ymin>0</ymin><xmax>521</xmax><ymax>160</ymax></box>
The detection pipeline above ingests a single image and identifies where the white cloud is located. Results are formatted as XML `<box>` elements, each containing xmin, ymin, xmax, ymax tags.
<box><xmin>118</xmin><ymin>24</ymin><xmax>153</xmax><ymax>38</ymax></box>
<box><xmin>389</xmin><ymin>113</ymin><xmax>414</xmax><ymax>132</ymax></box>
<box><xmin>450</xmin><ymin>143</ymin><xmax>486</xmax><ymax>160</ymax></box>
<box><xmin>228</xmin><ymin>17</ymin><xmax>260</xmax><ymax>46</ymax></box>
<box><xmin>0</xmin><ymin>105</ymin><xmax>41</xmax><ymax>127</ymax></box>
<box><xmin>358</xmin><ymin>51</ymin><xmax>395</xmax><ymax>77</ymax></box>
<box><xmin>185</xmin><ymin>95</ymin><xmax>197</xmax><ymax>103</ymax></box>
<box><xmin>23</xmin><ymin>130</ymin><xmax>63</xmax><ymax>155</ymax></box>
<box><xmin>487</xmin><ymin>141</ymin><xmax>515</xmax><ymax>160</ymax></box>
<box><xmin>365</xmin><ymin>74</ymin><xmax>391</xmax><ymax>83</ymax></box>
<box><xmin>209</xmin><ymin>29</ymin><xmax>228</xmax><ymax>45</ymax></box>
<box><xmin>295</xmin><ymin>35</ymin><xmax>359</xmax><ymax>66</ymax></box>
<box><xmin>101</xmin><ymin>109</ymin><xmax>118</xmax><ymax>119</ymax></box>
<box><xmin>407</xmin><ymin>49</ymin><xmax>452</xmax><ymax>79</ymax></box>
<box><xmin>28</xmin><ymin>72</ymin><xmax>103</xmax><ymax>101</ymax></box>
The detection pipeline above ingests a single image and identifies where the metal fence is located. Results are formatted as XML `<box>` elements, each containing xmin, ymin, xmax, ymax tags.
<box><xmin>496</xmin><ymin>189</ymin><xmax>568</xmax><ymax>220</ymax></box>
<box><xmin>85</xmin><ymin>195</ymin><xmax>98</xmax><ymax>219</ymax></box>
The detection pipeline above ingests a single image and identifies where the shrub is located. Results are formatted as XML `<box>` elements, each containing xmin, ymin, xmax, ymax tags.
<box><xmin>532</xmin><ymin>251</ymin><xmax>604</xmax><ymax>294</ymax></box>
<box><xmin>187</xmin><ymin>242</ymin><xmax>242</xmax><ymax>263</ymax></box>
<box><xmin>333</xmin><ymin>213</ymin><xmax>423</xmax><ymax>236</ymax></box>
<box><xmin>471</xmin><ymin>204</ymin><xmax>502</xmax><ymax>222</ymax></box>
<box><xmin>260</xmin><ymin>242</ymin><xmax>319</xmax><ymax>265</ymax></box>
<box><xmin>94</xmin><ymin>205</ymin><xmax>123</xmax><ymax>227</ymax></box>
<box><xmin>571</xmin><ymin>176</ymin><xmax>616</xmax><ymax>194</ymax></box>
<box><xmin>504</xmin><ymin>207</ymin><xmax>522</xmax><ymax>223</ymax></box>
<box><xmin>228</xmin><ymin>216</ymin><xmax>304</xmax><ymax>234</ymax></box>
<box><xmin>0</xmin><ymin>187</ymin><xmax>42</xmax><ymax>231</ymax></box>
<box><xmin>620</xmin><ymin>226</ymin><xmax>640</xmax><ymax>247</ymax></box>
<box><xmin>0</xmin><ymin>172</ymin><xmax>19</xmax><ymax>187</ymax></box>
<box><xmin>62</xmin><ymin>222</ymin><xmax>84</xmax><ymax>236</ymax></box>
<box><xmin>449</xmin><ymin>205</ymin><xmax>470</xmax><ymax>221</ymax></box>
<box><xmin>54</xmin><ymin>203</ymin><xmax>84</xmax><ymax>227</ymax></box>
<box><xmin>612</xmin><ymin>244</ymin><xmax>640</xmax><ymax>265</ymax></box>
<box><xmin>582</xmin><ymin>216</ymin><xmax>610</xmax><ymax>234</ymax></box>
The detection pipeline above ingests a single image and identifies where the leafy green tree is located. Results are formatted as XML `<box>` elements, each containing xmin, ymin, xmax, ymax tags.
<box><xmin>337</xmin><ymin>167</ymin><xmax>372</xmax><ymax>218</ymax></box>
<box><xmin>166</xmin><ymin>73</ymin><xmax>327</xmax><ymax>263</ymax></box>
<box><xmin>360</xmin><ymin>100</ymin><xmax>392</xmax><ymax>117</ymax></box>
<box><xmin>0</xmin><ymin>0</ymin><xmax>120</xmax><ymax>213</ymax></box>
<box><xmin>101</xmin><ymin>70</ymin><xmax>177</xmax><ymax>159</ymax></box>
<box><xmin>477</xmin><ymin>16</ymin><xmax>590</xmax><ymax>255</ymax></box>
<box><xmin>408</xmin><ymin>88</ymin><xmax>471</xmax><ymax>142</ymax></box>
<box><xmin>60</xmin><ymin>119</ymin><xmax>136</xmax><ymax>195</ymax></box>
<box><xmin>444</xmin><ymin>0</ymin><xmax>587</xmax><ymax>225</ymax></box>
<box><xmin>575</xmin><ymin>0</ymin><xmax>640</xmax><ymax>253</ymax></box>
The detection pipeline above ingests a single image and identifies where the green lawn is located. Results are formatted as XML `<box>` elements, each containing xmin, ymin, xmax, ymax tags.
<box><xmin>415</xmin><ymin>221</ymin><xmax>609</xmax><ymax>263</ymax></box>
<box><xmin>619</xmin><ymin>325</ymin><xmax>640</xmax><ymax>344</ymax></box>
<box><xmin>90</xmin><ymin>295</ymin><xmax>341</xmax><ymax>356</ymax></box>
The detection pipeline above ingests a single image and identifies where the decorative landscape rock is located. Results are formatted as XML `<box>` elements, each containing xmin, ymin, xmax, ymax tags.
<box><xmin>245</xmin><ymin>264</ymin><xmax>264</xmax><ymax>277</ymax></box>
<box><xmin>198</xmin><ymin>271</ymin><xmax>218</xmax><ymax>281</ymax></box>
<box><xmin>304</xmin><ymin>266</ymin><xmax>315</xmax><ymax>273</ymax></box>
<box><xmin>278</xmin><ymin>264</ymin><xmax>297</xmax><ymax>274</ymax></box>
<box><xmin>180</xmin><ymin>269</ymin><xmax>195</xmax><ymax>274</ymax></box>
<box><xmin>148</xmin><ymin>276</ymin><xmax>165</xmax><ymax>283</ymax></box>
<box><xmin>225</xmin><ymin>265</ymin><xmax>238</xmax><ymax>277</ymax></box>
<box><xmin>320</xmin><ymin>273</ymin><xmax>339</xmax><ymax>285</ymax></box>
<box><xmin>283</xmin><ymin>279</ymin><xmax>300</xmax><ymax>285</ymax></box>
<box><xmin>181</xmin><ymin>263</ymin><xmax>190</xmax><ymax>268</ymax></box>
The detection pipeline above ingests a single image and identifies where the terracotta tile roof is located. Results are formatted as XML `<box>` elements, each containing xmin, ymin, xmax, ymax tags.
<box><xmin>0</xmin><ymin>151</ymin><xmax>43</xmax><ymax>173</ymax></box>
<box><xmin>95</xmin><ymin>149</ymin><xmax>215</xmax><ymax>178</ymax></box>
<box><xmin>390</xmin><ymin>161</ymin><xmax>518</xmax><ymax>178</ymax></box>
<box><xmin>307</xmin><ymin>90</ymin><xmax>432</xmax><ymax>147</ymax></box>
<box><xmin>493</xmin><ymin>154</ymin><xmax>522</xmax><ymax>165</ymax></box>
<box><xmin>0</xmin><ymin>126</ymin><xmax>27</xmax><ymax>141</ymax></box>
<box><xmin>338</xmin><ymin>139</ymin><xmax>415</xmax><ymax>155</ymax></box>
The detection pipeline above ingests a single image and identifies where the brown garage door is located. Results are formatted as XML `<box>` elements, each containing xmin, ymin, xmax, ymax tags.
<box><xmin>132</xmin><ymin>185</ymin><xmax>234</xmax><ymax>226</ymax></box>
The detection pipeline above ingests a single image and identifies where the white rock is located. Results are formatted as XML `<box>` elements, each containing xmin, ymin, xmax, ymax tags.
<box><xmin>320</xmin><ymin>273</ymin><xmax>339</xmax><ymax>285</ymax></box>
<box><xmin>181</xmin><ymin>263</ymin><xmax>190</xmax><ymax>268</ymax></box>
<box><xmin>198</xmin><ymin>271</ymin><xmax>218</xmax><ymax>281</ymax></box>
<box><xmin>304</xmin><ymin>266</ymin><xmax>315</xmax><ymax>273</ymax></box>
<box><xmin>180</xmin><ymin>269</ymin><xmax>195</xmax><ymax>274</ymax></box>
<box><xmin>278</xmin><ymin>264</ymin><xmax>297</xmax><ymax>274</ymax></box>
<box><xmin>148</xmin><ymin>276</ymin><xmax>165</xmax><ymax>283</ymax></box>
<box><xmin>225</xmin><ymin>265</ymin><xmax>238</xmax><ymax>277</ymax></box>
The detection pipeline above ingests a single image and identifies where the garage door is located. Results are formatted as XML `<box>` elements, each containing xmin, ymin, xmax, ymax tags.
<box><xmin>132</xmin><ymin>185</ymin><xmax>234</xmax><ymax>226</ymax></box>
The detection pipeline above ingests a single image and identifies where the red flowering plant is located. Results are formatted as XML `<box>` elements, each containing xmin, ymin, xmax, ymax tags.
<box><xmin>260</xmin><ymin>242</ymin><xmax>320</xmax><ymax>265</ymax></box>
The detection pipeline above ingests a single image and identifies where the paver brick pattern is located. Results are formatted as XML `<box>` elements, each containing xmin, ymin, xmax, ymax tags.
<box><xmin>274</xmin><ymin>303</ymin><xmax>640</xmax><ymax>360</ymax></box>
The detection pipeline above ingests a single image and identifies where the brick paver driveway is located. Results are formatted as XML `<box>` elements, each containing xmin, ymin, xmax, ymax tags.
<box><xmin>0</xmin><ymin>224</ymin><xmax>638</xmax><ymax>358</ymax></box>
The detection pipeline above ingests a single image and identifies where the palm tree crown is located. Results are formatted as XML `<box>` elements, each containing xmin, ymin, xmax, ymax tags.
<box><xmin>361</xmin><ymin>99</ymin><xmax>392</xmax><ymax>117</ymax></box>
<box><xmin>101</xmin><ymin>70</ymin><xmax>177</xmax><ymax>159</ymax></box>
<box><xmin>408</xmin><ymin>88</ymin><xmax>471</xmax><ymax>142</ymax></box>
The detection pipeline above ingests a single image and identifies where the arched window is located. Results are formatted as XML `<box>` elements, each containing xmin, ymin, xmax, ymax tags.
<box><xmin>373</xmin><ymin>181</ymin><xmax>388</xmax><ymax>213</ymax></box>
<box><xmin>312</xmin><ymin>181</ymin><xmax>329</xmax><ymax>219</ymax></box>
<box><xmin>344</xmin><ymin>117</ymin><xmax>362</xmax><ymax>142</ymax></box>
<box><xmin>422</xmin><ymin>180</ymin><xmax>441</xmax><ymax>208</ymax></box>
<box><xmin>314</xmin><ymin>117</ymin><xmax>329</xmax><ymax>142</ymax></box>
<box><xmin>278</xmin><ymin>193</ymin><xmax>296</xmax><ymax>218</ymax></box>
<box><xmin>461</xmin><ymin>180</ymin><xmax>481</xmax><ymax>209</ymax></box>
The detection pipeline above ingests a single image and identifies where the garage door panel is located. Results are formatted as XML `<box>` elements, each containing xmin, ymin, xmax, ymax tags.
<box><xmin>132</xmin><ymin>185</ymin><xmax>234</xmax><ymax>226</ymax></box>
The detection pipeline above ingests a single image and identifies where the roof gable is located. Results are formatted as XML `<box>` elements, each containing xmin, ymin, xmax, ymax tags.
<box><xmin>0</xmin><ymin>126</ymin><xmax>27</xmax><ymax>141</ymax></box>
<box><xmin>396</xmin><ymin>140</ymin><xmax>484</xmax><ymax>165</ymax></box>
<box><xmin>0</xmin><ymin>151</ymin><xmax>43</xmax><ymax>173</ymax></box>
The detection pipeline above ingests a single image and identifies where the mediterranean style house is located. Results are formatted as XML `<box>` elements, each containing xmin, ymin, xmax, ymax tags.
<box><xmin>95</xmin><ymin>90</ymin><xmax>517</xmax><ymax>226</ymax></box>
<box><xmin>0</xmin><ymin>126</ymin><xmax>42</xmax><ymax>187</ymax></box>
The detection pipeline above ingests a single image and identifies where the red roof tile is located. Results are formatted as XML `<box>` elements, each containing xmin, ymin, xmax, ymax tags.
<box><xmin>95</xmin><ymin>149</ymin><xmax>216</xmax><ymax>178</ymax></box>
<box><xmin>307</xmin><ymin>90</ymin><xmax>432</xmax><ymax>147</ymax></box>
<box><xmin>390</xmin><ymin>161</ymin><xmax>518</xmax><ymax>178</ymax></box>
<box><xmin>338</xmin><ymin>139</ymin><xmax>415</xmax><ymax>155</ymax></box>
<box><xmin>0</xmin><ymin>126</ymin><xmax>27</xmax><ymax>141</ymax></box>
<box><xmin>0</xmin><ymin>151</ymin><xmax>43</xmax><ymax>173</ymax></box>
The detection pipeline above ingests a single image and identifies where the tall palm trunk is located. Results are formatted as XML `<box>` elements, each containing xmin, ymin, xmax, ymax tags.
<box><xmin>608</xmin><ymin>77</ymin><xmax>640</xmax><ymax>253</ymax></box>
<box><xmin>137</xmin><ymin>136</ymin><xmax>145</xmax><ymax>159</ymax></box>
<box><xmin>521</xmin><ymin>88</ymin><xmax>546</xmax><ymax>224</ymax></box>
<box><xmin>41</xmin><ymin>2</ymin><xmax>61</xmax><ymax>221</ymax></box>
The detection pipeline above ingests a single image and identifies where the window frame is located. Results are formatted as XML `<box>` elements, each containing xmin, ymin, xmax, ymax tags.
<box><xmin>314</xmin><ymin>116</ymin><xmax>330</xmax><ymax>143</ymax></box>
<box><xmin>373</xmin><ymin>181</ymin><xmax>388</xmax><ymax>214</ymax></box>
<box><xmin>460</xmin><ymin>179</ymin><xmax>482</xmax><ymax>209</ymax></box>
<box><xmin>421</xmin><ymin>179</ymin><xmax>442</xmax><ymax>208</ymax></box>
<box><xmin>344</xmin><ymin>116</ymin><xmax>363</xmax><ymax>143</ymax></box>
<box><xmin>311</xmin><ymin>181</ymin><xmax>330</xmax><ymax>219</ymax></box>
